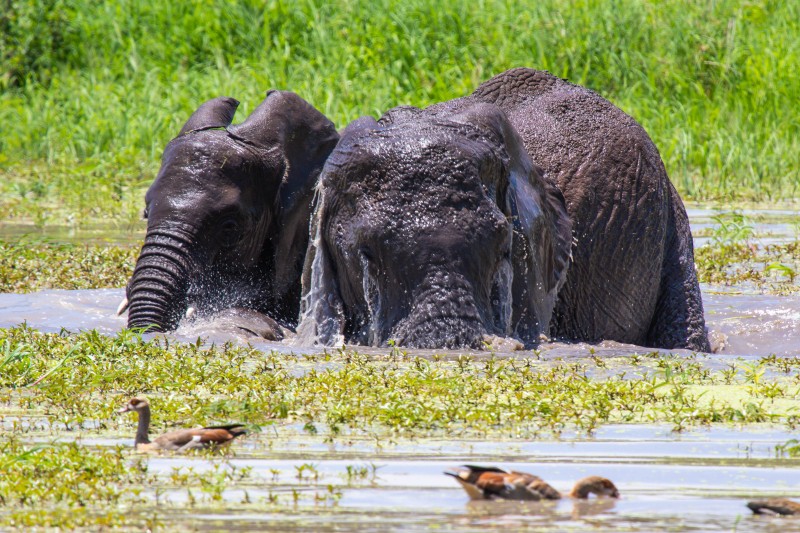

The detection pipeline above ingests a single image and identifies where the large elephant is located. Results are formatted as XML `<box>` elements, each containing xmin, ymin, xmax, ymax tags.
<box><xmin>123</xmin><ymin>91</ymin><xmax>339</xmax><ymax>336</ymax></box>
<box><xmin>297</xmin><ymin>68</ymin><xmax>710</xmax><ymax>352</ymax></box>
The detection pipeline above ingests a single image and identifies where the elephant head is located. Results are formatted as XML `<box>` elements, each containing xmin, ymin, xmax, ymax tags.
<box><xmin>125</xmin><ymin>91</ymin><xmax>339</xmax><ymax>332</ymax></box>
<box><xmin>296</xmin><ymin>101</ymin><xmax>572</xmax><ymax>349</ymax></box>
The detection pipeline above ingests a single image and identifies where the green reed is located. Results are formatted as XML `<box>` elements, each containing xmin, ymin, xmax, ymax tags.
<box><xmin>1</xmin><ymin>0</ymin><xmax>798</xmax><ymax>224</ymax></box>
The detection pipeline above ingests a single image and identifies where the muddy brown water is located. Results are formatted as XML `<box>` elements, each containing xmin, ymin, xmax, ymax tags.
<box><xmin>1</xmin><ymin>206</ymin><xmax>799</xmax><ymax>530</ymax></box>
<box><xmin>0</xmin><ymin>285</ymin><xmax>796</xmax><ymax>359</ymax></box>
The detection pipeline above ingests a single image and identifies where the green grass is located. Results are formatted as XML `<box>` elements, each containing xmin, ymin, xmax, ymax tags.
<box><xmin>1</xmin><ymin>0</ymin><xmax>798</xmax><ymax>226</ymax></box>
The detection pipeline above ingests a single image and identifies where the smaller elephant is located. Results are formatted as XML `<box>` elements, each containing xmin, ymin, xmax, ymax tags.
<box><xmin>123</xmin><ymin>91</ymin><xmax>339</xmax><ymax>334</ymax></box>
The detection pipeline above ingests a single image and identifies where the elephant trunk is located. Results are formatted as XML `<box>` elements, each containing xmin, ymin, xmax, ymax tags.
<box><xmin>389</xmin><ymin>271</ymin><xmax>487</xmax><ymax>349</ymax></box>
<box><xmin>126</xmin><ymin>226</ymin><xmax>196</xmax><ymax>332</ymax></box>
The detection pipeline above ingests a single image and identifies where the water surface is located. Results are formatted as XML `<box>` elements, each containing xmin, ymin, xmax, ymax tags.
<box><xmin>1</xmin><ymin>286</ymin><xmax>797</xmax><ymax>359</ymax></box>
<box><xmin>62</xmin><ymin>426</ymin><xmax>800</xmax><ymax>531</ymax></box>
<box><xmin>1</xmin><ymin>206</ymin><xmax>799</xmax><ymax>531</ymax></box>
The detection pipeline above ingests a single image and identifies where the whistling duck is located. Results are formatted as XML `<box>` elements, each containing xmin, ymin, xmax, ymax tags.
<box><xmin>445</xmin><ymin>465</ymin><xmax>620</xmax><ymax>501</ymax></box>
<box><xmin>118</xmin><ymin>397</ymin><xmax>246</xmax><ymax>452</ymax></box>
<box><xmin>747</xmin><ymin>498</ymin><xmax>800</xmax><ymax>516</ymax></box>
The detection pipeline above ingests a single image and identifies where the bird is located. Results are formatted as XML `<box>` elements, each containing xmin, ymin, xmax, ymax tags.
<box><xmin>747</xmin><ymin>498</ymin><xmax>800</xmax><ymax>516</ymax></box>
<box><xmin>444</xmin><ymin>465</ymin><xmax>620</xmax><ymax>501</ymax></box>
<box><xmin>118</xmin><ymin>397</ymin><xmax>247</xmax><ymax>452</ymax></box>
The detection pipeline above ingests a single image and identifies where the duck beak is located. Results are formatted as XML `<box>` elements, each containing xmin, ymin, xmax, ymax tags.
<box><xmin>443</xmin><ymin>467</ymin><xmax>468</xmax><ymax>479</ymax></box>
<box><xmin>118</xmin><ymin>405</ymin><xmax>131</xmax><ymax>414</ymax></box>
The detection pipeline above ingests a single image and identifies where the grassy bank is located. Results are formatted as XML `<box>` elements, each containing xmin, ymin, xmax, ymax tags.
<box><xmin>1</xmin><ymin>0</ymin><xmax>798</xmax><ymax>225</ymax></box>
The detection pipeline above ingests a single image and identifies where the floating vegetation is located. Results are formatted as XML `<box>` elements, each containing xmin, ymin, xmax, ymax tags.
<box><xmin>1</xmin><ymin>325</ymin><xmax>799</xmax><ymax>439</ymax></box>
<box><xmin>0</xmin><ymin>435</ymin><xmax>343</xmax><ymax>528</ymax></box>
<box><xmin>695</xmin><ymin>238</ymin><xmax>800</xmax><ymax>292</ymax></box>
<box><xmin>0</xmin><ymin>438</ymin><xmax>150</xmax><ymax>528</ymax></box>
<box><xmin>2</xmin><ymin>216</ymin><xmax>799</xmax><ymax>295</ymax></box>
<box><xmin>1</xmin><ymin>325</ymin><xmax>800</xmax><ymax>527</ymax></box>
<box><xmin>0</xmin><ymin>239</ymin><xmax>138</xmax><ymax>293</ymax></box>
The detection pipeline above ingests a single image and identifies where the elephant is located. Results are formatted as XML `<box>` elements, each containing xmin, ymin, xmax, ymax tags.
<box><xmin>123</xmin><ymin>90</ymin><xmax>339</xmax><ymax>337</ymax></box>
<box><xmin>296</xmin><ymin>68</ymin><xmax>710</xmax><ymax>352</ymax></box>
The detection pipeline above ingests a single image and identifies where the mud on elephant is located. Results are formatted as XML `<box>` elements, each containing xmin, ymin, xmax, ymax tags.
<box><xmin>297</xmin><ymin>68</ymin><xmax>710</xmax><ymax>352</ymax></box>
<box><xmin>123</xmin><ymin>91</ymin><xmax>339</xmax><ymax>337</ymax></box>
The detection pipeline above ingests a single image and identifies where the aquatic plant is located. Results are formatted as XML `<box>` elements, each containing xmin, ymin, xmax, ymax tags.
<box><xmin>695</xmin><ymin>237</ymin><xmax>800</xmax><ymax>291</ymax></box>
<box><xmin>0</xmin><ymin>437</ymin><xmax>149</xmax><ymax>528</ymax></box>
<box><xmin>0</xmin><ymin>239</ymin><xmax>137</xmax><ymax>293</ymax></box>
<box><xmin>1</xmin><ymin>325</ymin><xmax>798</xmax><ymax>439</ymax></box>
<box><xmin>775</xmin><ymin>439</ymin><xmax>800</xmax><ymax>458</ymax></box>
<box><xmin>709</xmin><ymin>211</ymin><xmax>754</xmax><ymax>246</ymax></box>
<box><xmin>0</xmin><ymin>435</ymin><xmax>342</xmax><ymax>528</ymax></box>
<box><xmin>0</xmin><ymin>327</ymin><xmax>798</xmax><ymax>527</ymax></box>
<box><xmin>2</xmin><ymin>236</ymin><xmax>796</xmax><ymax>295</ymax></box>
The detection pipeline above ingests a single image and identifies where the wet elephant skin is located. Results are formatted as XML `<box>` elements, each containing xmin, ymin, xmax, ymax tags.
<box><xmin>125</xmin><ymin>91</ymin><xmax>339</xmax><ymax>333</ymax></box>
<box><xmin>298</xmin><ymin>69</ymin><xmax>710</xmax><ymax>352</ymax></box>
<box><xmin>297</xmin><ymin>104</ymin><xmax>572</xmax><ymax>349</ymax></box>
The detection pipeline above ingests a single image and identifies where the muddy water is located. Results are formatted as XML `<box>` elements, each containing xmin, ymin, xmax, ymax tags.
<box><xmin>1</xmin><ymin>207</ymin><xmax>799</xmax><ymax>530</ymax></box>
<box><xmin>2</xmin><ymin>205</ymin><xmax>797</xmax><ymax>357</ymax></box>
<box><xmin>70</xmin><ymin>425</ymin><xmax>800</xmax><ymax>531</ymax></box>
<box><xmin>0</xmin><ymin>285</ymin><xmax>797</xmax><ymax>358</ymax></box>
<box><xmin>688</xmin><ymin>206</ymin><xmax>799</xmax><ymax>247</ymax></box>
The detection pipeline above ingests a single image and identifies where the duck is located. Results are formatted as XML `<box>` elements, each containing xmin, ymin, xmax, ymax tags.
<box><xmin>444</xmin><ymin>465</ymin><xmax>619</xmax><ymax>501</ymax></box>
<box><xmin>118</xmin><ymin>397</ymin><xmax>246</xmax><ymax>452</ymax></box>
<box><xmin>747</xmin><ymin>498</ymin><xmax>800</xmax><ymax>516</ymax></box>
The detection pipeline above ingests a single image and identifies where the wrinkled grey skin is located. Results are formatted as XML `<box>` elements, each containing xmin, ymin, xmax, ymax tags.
<box><xmin>298</xmin><ymin>68</ymin><xmax>710</xmax><ymax>352</ymax></box>
<box><xmin>297</xmin><ymin>102</ymin><xmax>572</xmax><ymax>349</ymax></box>
<box><xmin>125</xmin><ymin>91</ymin><xmax>339</xmax><ymax>334</ymax></box>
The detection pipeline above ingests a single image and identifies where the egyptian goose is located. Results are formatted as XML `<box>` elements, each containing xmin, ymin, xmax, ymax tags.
<box><xmin>747</xmin><ymin>498</ymin><xmax>800</xmax><ymax>516</ymax></box>
<box><xmin>118</xmin><ymin>397</ymin><xmax>246</xmax><ymax>452</ymax></box>
<box><xmin>444</xmin><ymin>465</ymin><xmax>619</xmax><ymax>501</ymax></box>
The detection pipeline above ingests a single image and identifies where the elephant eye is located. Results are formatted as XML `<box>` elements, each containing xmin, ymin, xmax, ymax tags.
<box><xmin>359</xmin><ymin>247</ymin><xmax>380</xmax><ymax>277</ymax></box>
<box><xmin>359</xmin><ymin>247</ymin><xmax>374</xmax><ymax>264</ymax></box>
<box><xmin>142</xmin><ymin>206</ymin><xmax>149</xmax><ymax>220</ymax></box>
<box><xmin>219</xmin><ymin>218</ymin><xmax>240</xmax><ymax>245</ymax></box>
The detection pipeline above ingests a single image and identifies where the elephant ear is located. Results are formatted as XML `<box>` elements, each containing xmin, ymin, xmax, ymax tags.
<box><xmin>178</xmin><ymin>97</ymin><xmax>239</xmax><ymax>135</ymax></box>
<box><xmin>230</xmin><ymin>90</ymin><xmax>339</xmax><ymax>195</ymax></box>
<box><xmin>230</xmin><ymin>90</ymin><xmax>340</xmax><ymax>318</ymax></box>
<box><xmin>450</xmin><ymin>103</ymin><xmax>572</xmax><ymax>340</ymax></box>
<box><xmin>294</xmin><ymin>116</ymin><xmax>381</xmax><ymax>346</ymax></box>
